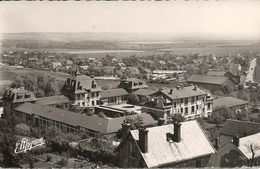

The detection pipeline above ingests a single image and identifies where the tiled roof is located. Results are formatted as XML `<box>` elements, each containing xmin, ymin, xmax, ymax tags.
<box><xmin>187</xmin><ymin>75</ymin><xmax>228</xmax><ymax>85</ymax></box>
<box><xmin>134</xmin><ymin>89</ymin><xmax>157</xmax><ymax>96</ymax></box>
<box><xmin>220</xmin><ymin>120</ymin><xmax>260</xmax><ymax>137</ymax></box>
<box><xmin>130</xmin><ymin>120</ymin><xmax>215</xmax><ymax>167</ymax></box>
<box><xmin>207</xmin><ymin>71</ymin><xmax>226</xmax><ymax>76</ymax></box>
<box><xmin>159</xmin><ymin>86</ymin><xmax>207</xmax><ymax>100</ymax></box>
<box><xmin>69</xmin><ymin>75</ymin><xmax>101</xmax><ymax>92</ymax></box>
<box><xmin>238</xmin><ymin>132</ymin><xmax>260</xmax><ymax>159</ymax></box>
<box><xmin>100</xmin><ymin>88</ymin><xmax>128</xmax><ymax>99</ymax></box>
<box><xmin>35</xmin><ymin>95</ymin><xmax>70</xmax><ymax>106</ymax></box>
<box><xmin>15</xmin><ymin>103</ymin><xmax>155</xmax><ymax>134</ymax></box>
<box><xmin>213</xmin><ymin>97</ymin><xmax>248</xmax><ymax>109</ymax></box>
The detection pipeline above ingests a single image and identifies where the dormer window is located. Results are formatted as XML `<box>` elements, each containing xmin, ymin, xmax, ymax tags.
<box><xmin>17</xmin><ymin>94</ymin><xmax>23</xmax><ymax>100</ymax></box>
<box><xmin>25</xmin><ymin>94</ymin><xmax>30</xmax><ymax>99</ymax></box>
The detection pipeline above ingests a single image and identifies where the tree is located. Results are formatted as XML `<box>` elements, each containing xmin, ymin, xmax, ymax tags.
<box><xmin>127</xmin><ymin>93</ymin><xmax>140</xmax><ymax>105</ymax></box>
<box><xmin>171</xmin><ymin>113</ymin><xmax>185</xmax><ymax>123</ymax></box>
<box><xmin>124</xmin><ymin>116</ymin><xmax>144</xmax><ymax>130</ymax></box>
<box><xmin>208</xmin><ymin>106</ymin><xmax>235</xmax><ymax>124</ymax></box>
<box><xmin>198</xmin><ymin>63</ymin><xmax>208</xmax><ymax>74</ymax></box>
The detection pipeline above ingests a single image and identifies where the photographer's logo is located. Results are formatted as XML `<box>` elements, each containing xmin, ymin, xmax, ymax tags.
<box><xmin>15</xmin><ymin>137</ymin><xmax>45</xmax><ymax>154</ymax></box>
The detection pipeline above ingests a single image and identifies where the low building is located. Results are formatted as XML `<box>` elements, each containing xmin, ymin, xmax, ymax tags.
<box><xmin>2</xmin><ymin>88</ymin><xmax>37</xmax><ymax>118</ymax></box>
<box><xmin>115</xmin><ymin>120</ymin><xmax>216</xmax><ymax>168</ymax></box>
<box><xmin>11</xmin><ymin>102</ymin><xmax>156</xmax><ymax>136</ymax></box>
<box><xmin>141</xmin><ymin>85</ymin><xmax>213</xmax><ymax>121</ymax></box>
<box><xmin>99</xmin><ymin>88</ymin><xmax>128</xmax><ymax>106</ymax></box>
<box><xmin>186</xmin><ymin>75</ymin><xmax>236</xmax><ymax>92</ymax></box>
<box><xmin>213</xmin><ymin>97</ymin><xmax>249</xmax><ymax>114</ymax></box>
<box><xmin>209</xmin><ymin>132</ymin><xmax>260</xmax><ymax>167</ymax></box>
<box><xmin>119</xmin><ymin>78</ymin><xmax>148</xmax><ymax>93</ymax></box>
<box><xmin>61</xmin><ymin>75</ymin><xmax>101</xmax><ymax>108</ymax></box>
<box><xmin>219</xmin><ymin>119</ymin><xmax>260</xmax><ymax>146</ymax></box>
<box><xmin>52</xmin><ymin>62</ymin><xmax>62</xmax><ymax>69</ymax></box>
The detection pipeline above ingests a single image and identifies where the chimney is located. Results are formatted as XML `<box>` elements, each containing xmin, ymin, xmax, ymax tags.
<box><xmin>214</xmin><ymin>137</ymin><xmax>220</xmax><ymax>150</ymax></box>
<box><xmin>138</xmin><ymin>128</ymin><xmax>149</xmax><ymax>153</ymax></box>
<box><xmin>121</xmin><ymin>122</ymin><xmax>131</xmax><ymax>139</ymax></box>
<box><xmin>169</xmin><ymin>89</ymin><xmax>173</xmax><ymax>94</ymax></box>
<box><xmin>181</xmin><ymin>85</ymin><xmax>184</xmax><ymax>89</ymax></box>
<box><xmin>193</xmin><ymin>85</ymin><xmax>197</xmax><ymax>91</ymax></box>
<box><xmin>158</xmin><ymin>118</ymin><xmax>165</xmax><ymax>126</ymax></box>
<box><xmin>173</xmin><ymin>122</ymin><xmax>181</xmax><ymax>142</ymax></box>
<box><xmin>232</xmin><ymin>135</ymin><xmax>240</xmax><ymax>147</ymax></box>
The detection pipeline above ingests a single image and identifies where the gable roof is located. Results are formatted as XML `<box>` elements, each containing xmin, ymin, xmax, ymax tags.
<box><xmin>213</xmin><ymin>97</ymin><xmax>248</xmax><ymax>109</ymax></box>
<box><xmin>187</xmin><ymin>75</ymin><xmax>228</xmax><ymax>85</ymax></box>
<box><xmin>35</xmin><ymin>95</ymin><xmax>70</xmax><ymax>106</ymax></box>
<box><xmin>158</xmin><ymin>86</ymin><xmax>207</xmax><ymax>100</ymax></box>
<box><xmin>100</xmin><ymin>88</ymin><xmax>128</xmax><ymax>99</ymax></box>
<box><xmin>68</xmin><ymin>75</ymin><xmax>101</xmax><ymax>92</ymax></box>
<box><xmin>238</xmin><ymin>132</ymin><xmax>260</xmax><ymax>159</ymax></box>
<box><xmin>14</xmin><ymin>102</ymin><xmax>155</xmax><ymax>134</ymax></box>
<box><xmin>123</xmin><ymin>120</ymin><xmax>216</xmax><ymax>167</ymax></box>
<box><xmin>220</xmin><ymin>120</ymin><xmax>260</xmax><ymax>137</ymax></box>
<box><xmin>134</xmin><ymin>88</ymin><xmax>157</xmax><ymax>96</ymax></box>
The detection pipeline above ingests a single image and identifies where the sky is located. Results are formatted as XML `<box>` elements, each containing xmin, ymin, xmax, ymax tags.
<box><xmin>0</xmin><ymin>1</ymin><xmax>260</xmax><ymax>40</ymax></box>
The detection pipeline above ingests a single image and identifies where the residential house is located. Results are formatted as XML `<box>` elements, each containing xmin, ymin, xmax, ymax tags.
<box><xmin>141</xmin><ymin>85</ymin><xmax>213</xmax><ymax>121</ymax></box>
<box><xmin>52</xmin><ymin>62</ymin><xmax>62</xmax><ymax>70</ymax></box>
<box><xmin>209</xmin><ymin>132</ymin><xmax>260</xmax><ymax>167</ymax></box>
<box><xmin>119</xmin><ymin>78</ymin><xmax>148</xmax><ymax>93</ymax></box>
<box><xmin>2</xmin><ymin>88</ymin><xmax>37</xmax><ymax>118</ymax></box>
<box><xmin>11</xmin><ymin>102</ymin><xmax>156</xmax><ymax>136</ymax></box>
<box><xmin>213</xmin><ymin>97</ymin><xmax>249</xmax><ymax>114</ymax></box>
<box><xmin>99</xmin><ymin>88</ymin><xmax>128</xmax><ymax>106</ymax></box>
<box><xmin>186</xmin><ymin>75</ymin><xmax>236</xmax><ymax>92</ymax></box>
<box><xmin>61</xmin><ymin>75</ymin><xmax>101</xmax><ymax>107</ymax></box>
<box><xmin>115</xmin><ymin>120</ymin><xmax>216</xmax><ymax>168</ymax></box>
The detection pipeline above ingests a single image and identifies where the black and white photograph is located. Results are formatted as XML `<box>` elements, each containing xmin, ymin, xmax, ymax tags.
<box><xmin>0</xmin><ymin>0</ymin><xmax>260</xmax><ymax>168</ymax></box>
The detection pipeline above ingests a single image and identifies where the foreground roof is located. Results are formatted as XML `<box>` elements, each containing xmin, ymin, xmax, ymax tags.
<box><xmin>238</xmin><ymin>132</ymin><xmax>260</xmax><ymax>159</ymax></box>
<box><xmin>159</xmin><ymin>86</ymin><xmax>207</xmax><ymax>100</ymax></box>
<box><xmin>220</xmin><ymin>120</ymin><xmax>260</xmax><ymax>137</ymax></box>
<box><xmin>130</xmin><ymin>120</ymin><xmax>216</xmax><ymax>167</ymax></box>
<box><xmin>15</xmin><ymin>103</ymin><xmax>155</xmax><ymax>134</ymax></box>
<box><xmin>187</xmin><ymin>75</ymin><xmax>228</xmax><ymax>85</ymax></box>
<box><xmin>100</xmin><ymin>88</ymin><xmax>128</xmax><ymax>99</ymax></box>
<box><xmin>213</xmin><ymin>97</ymin><xmax>248</xmax><ymax>109</ymax></box>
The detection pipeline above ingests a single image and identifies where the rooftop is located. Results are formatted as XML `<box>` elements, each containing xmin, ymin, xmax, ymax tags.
<box><xmin>129</xmin><ymin>120</ymin><xmax>216</xmax><ymax>167</ymax></box>
<box><xmin>187</xmin><ymin>74</ymin><xmax>229</xmax><ymax>85</ymax></box>
<box><xmin>15</xmin><ymin>103</ymin><xmax>155</xmax><ymax>134</ymax></box>
<box><xmin>220</xmin><ymin>119</ymin><xmax>260</xmax><ymax>138</ymax></box>
<box><xmin>158</xmin><ymin>86</ymin><xmax>208</xmax><ymax>100</ymax></box>
<box><xmin>100</xmin><ymin>88</ymin><xmax>128</xmax><ymax>99</ymax></box>
<box><xmin>105</xmin><ymin>103</ymin><xmax>142</xmax><ymax>114</ymax></box>
<box><xmin>238</xmin><ymin>132</ymin><xmax>260</xmax><ymax>159</ymax></box>
<box><xmin>134</xmin><ymin>88</ymin><xmax>157</xmax><ymax>96</ymax></box>
<box><xmin>35</xmin><ymin>95</ymin><xmax>70</xmax><ymax>106</ymax></box>
<box><xmin>207</xmin><ymin>71</ymin><xmax>226</xmax><ymax>76</ymax></box>
<box><xmin>213</xmin><ymin>97</ymin><xmax>248</xmax><ymax>109</ymax></box>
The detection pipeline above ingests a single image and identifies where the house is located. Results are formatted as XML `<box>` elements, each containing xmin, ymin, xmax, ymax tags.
<box><xmin>11</xmin><ymin>102</ymin><xmax>156</xmax><ymax>136</ymax></box>
<box><xmin>61</xmin><ymin>75</ymin><xmax>101</xmax><ymax>108</ymax></box>
<box><xmin>35</xmin><ymin>95</ymin><xmax>71</xmax><ymax>106</ymax></box>
<box><xmin>2</xmin><ymin>88</ymin><xmax>37</xmax><ymax>118</ymax></box>
<box><xmin>99</xmin><ymin>88</ymin><xmax>128</xmax><ymax>105</ymax></box>
<box><xmin>118</xmin><ymin>78</ymin><xmax>148</xmax><ymax>93</ymax></box>
<box><xmin>219</xmin><ymin>120</ymin><xmax>260</xmax><ymax>146</ymax></box>
<box><xmin>115</xmin><ymin>120</ymin><xmax>216</xmax><ymax>168</ymax></box>
<box><xmin>209</xmin><ymin>132</ymin><xmax>260</xmax><ymax>167</ymax></box>
<box><xmin>133</xmin><ymin>88</ymin><xmax>157</xmax><ymax>103</ymax></box>
<box><xmin>141</xmin><ymin>85</ymin><xmax>213</xmax><ymax>121</ymax></box>
<box><xmin>52</xmin><ymin>62</ymin><xmax>62</xmax><ymax>70</ymax></box>
<box><xmin>213</xmin><ymin>97</ymin><xmax>249</xmax><ymax>114</ymax></box>
<box><xmin>186</xmin><ymin>75</ymin><xmax>236</xmax><ymax>92</ymax></box>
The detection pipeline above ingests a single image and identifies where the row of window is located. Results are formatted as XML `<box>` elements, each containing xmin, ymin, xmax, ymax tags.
<box><xmin>76</xmin><ymin>92</ymin><xmax>100</xmax><ymax>100</ymax></box>
<box><xmin>173</xmin><ymin>96</ymin><xmax>206</xmax><ymax>108</ymax></box>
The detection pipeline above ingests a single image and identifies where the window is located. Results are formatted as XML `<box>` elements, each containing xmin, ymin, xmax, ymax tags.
<box><xmin>202</xmin><ymin>97</ymin><xmax>205</xmax><ymax>102</ymax></box>
<box><xmin>82</xmin><ymin>102</ymin><xmax>85</xmax><ymax>107</ymax></box>
<box><xmin>196</xmin><ymin>96</ymin><xmax>199</xmax><ymax>100</ymax></box>
<box><xmin>196</xmin><ymin>105</ymin><xmax>199</xmax><ymax>109</ymax></box>
<box><xmin>174</xmin><ymin>102</ymin><xmax>176</xmax><ymax>108</ymax></box>
<box><xmin>25</xmin><ymin>94</ymin><xmax>30</xmax><ymax>99</ymax></box>
<box><xmin>191</xmin><ymin>97</ymin><xmax>195</xmax><ymax>103</ymax></box>
<box><xmin>184</xmin><ymin>98</ymin><xmax>188</xmax><ymax>105</ymax></box>
<box><xmin>96</xmin><ymin>92</ymin><xmax>99</xmax><ymax>97</ymax></box>
<box><xmin>191</xmin><ymin>106</ymin><xmax>195</xmax><ymax>114</ymax></box>
<box><xmin>181</xmin><ymin>108</ymin><xmax>183</xmax><ymax>113</ymax></box>
<box><xmin>181</xmin><ymin>99</ymin><xmax>183</xmax><ymax>104</ymax></box>
<box><xmin>196</xmin><ymin>160</ymin><xmax>202</xmax><ymax>167</ymax></box>
<box><xmin>92</xmin><ymin>101</ymin><xmax>95</xmax><ymax>106</ymax></box>
<box><xmin>207</xmin><ymin>103</ymin><xmax>211</xmax><ymax>110</ymax></box>
<box><xmin>17</xmin><ymin>94</ymin><xmax>23</xmax><ymax>99</ymax></box>
<box><xmin>167</xmin><ymin>111</ymin><xmax>171</xmax><ymax>116</ymax></box>
<box><xmin>185</xmin><ymin>107</ymin><xmax>188</xmax><ymax>115</ymax></box>
<box><xmin>92</xmin><ymin>92</ymin><xmax>95</xmax><ymax>97</ymax></box>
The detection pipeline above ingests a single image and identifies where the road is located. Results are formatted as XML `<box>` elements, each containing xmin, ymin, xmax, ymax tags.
<box><xmin>245</xmin><ymin>58</ymin><xmax>256</xmax><ymax>84</ymax></box>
